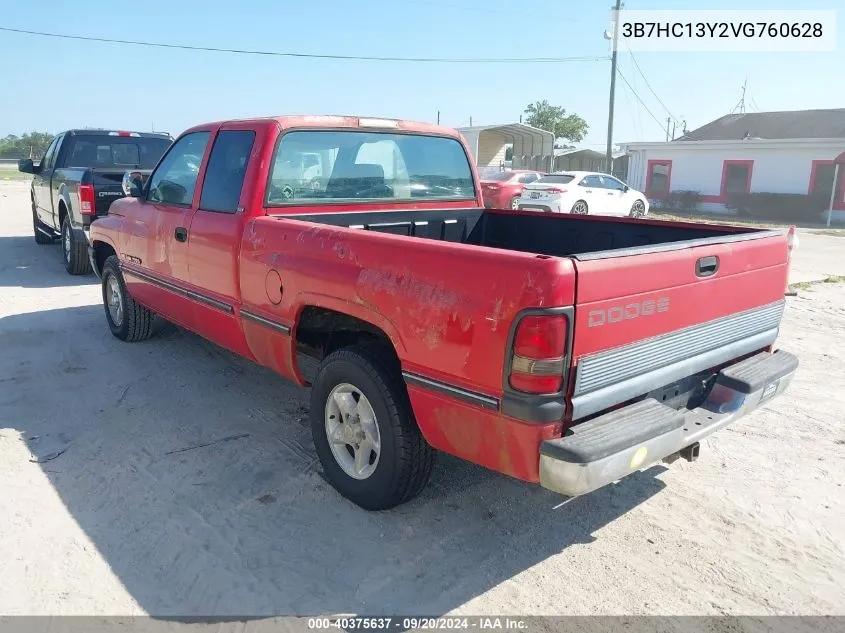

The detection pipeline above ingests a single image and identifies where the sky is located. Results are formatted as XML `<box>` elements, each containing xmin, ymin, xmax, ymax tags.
<box><xmin>0</xmin><ymin>0</ymin><xmax>842</xmax><ymax>150</ymax></box>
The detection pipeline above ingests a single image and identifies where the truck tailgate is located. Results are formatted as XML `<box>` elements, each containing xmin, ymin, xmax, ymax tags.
<box><xmin>569</xmin><ymin>231</ymin><xmax>789</xmax><ymax>419</ymax></box>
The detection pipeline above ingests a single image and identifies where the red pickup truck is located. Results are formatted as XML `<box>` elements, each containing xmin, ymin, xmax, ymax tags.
<box><xmin>87</xmin><ymin>115</ymin><xmax>798</xmax><ymax>510</ymax></box>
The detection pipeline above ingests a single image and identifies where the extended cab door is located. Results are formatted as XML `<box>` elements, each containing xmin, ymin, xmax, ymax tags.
<box><xmin>33</xmin><ymin>134</ymin><xmax>62</xmax><ymax>227</ymax></box>
<box><xmin>185</xmin><ymin>124</ymin><xmax>260</xmax><ymax>358</ymax></box>
<box><xmin>121</xmin><ymin>130</ymin><xmax>212</xmax><ymax>329</ymax></box>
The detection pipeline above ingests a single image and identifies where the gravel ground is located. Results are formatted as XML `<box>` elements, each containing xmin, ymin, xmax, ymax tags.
<box><xmin>1</xmin><ymin>179</ymin><xmax>844</xmax><ymax>617</ymax></box>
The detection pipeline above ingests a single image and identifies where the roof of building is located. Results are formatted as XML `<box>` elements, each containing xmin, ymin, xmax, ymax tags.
<box><xmin>677</xmin><ymin>109</ymin><xmax>845</xmax><ymax>141</ymax></box>
<box><xmin>554</xmin><ymin>147</ymin><xmax>627</xmax><ymax>158</ymax></box>
<box><xmin>455</xmin><ymin>123</ymin><xmax>554</xmax><ymax>156</ymax></box>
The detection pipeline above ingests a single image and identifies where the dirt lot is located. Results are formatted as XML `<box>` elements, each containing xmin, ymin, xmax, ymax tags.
<box><xmin>1</xmin><ymin>179</ymin><xmax>844</xmax><ymax>617</ymax></box>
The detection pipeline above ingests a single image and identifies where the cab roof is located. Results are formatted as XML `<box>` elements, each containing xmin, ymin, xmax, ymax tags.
<box><xmin>183</xmin><ymin>115</ymin><xmax>462</xmax><ymax>139</ymax></box>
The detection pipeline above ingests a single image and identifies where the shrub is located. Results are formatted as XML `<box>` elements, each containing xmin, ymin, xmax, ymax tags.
<box><xmin>653</xmin><ymin>190</ymin><xmax>701</xmax><ymax>213</ymax></box>
<box><xmin>725</xmin><ymin>193</ymin><xmax>829</xmax><ymax>222</ymax></box>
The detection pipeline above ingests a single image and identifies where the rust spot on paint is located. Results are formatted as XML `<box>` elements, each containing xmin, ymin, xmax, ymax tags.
<box><xmin>433</xmin><ymin>407</ymin><xmax>483</xmax><ymax>459</ymax></box>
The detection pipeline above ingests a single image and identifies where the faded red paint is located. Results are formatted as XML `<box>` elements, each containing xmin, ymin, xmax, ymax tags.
<box><xmin>408</xmin><ymin>386</ymin><xmax>562</xmax><ymax>482</ymax></box>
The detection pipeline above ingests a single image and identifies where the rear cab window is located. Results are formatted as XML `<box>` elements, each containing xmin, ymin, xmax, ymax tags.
<box><xmin>63</xmin><ymin>135</ymin><xmax>172</xmax><ymax>169</ymax></box>
<box><xmin>266</xmin><ymin>130</ymin><xmax>476</xmax><ymax>205</ymax></box>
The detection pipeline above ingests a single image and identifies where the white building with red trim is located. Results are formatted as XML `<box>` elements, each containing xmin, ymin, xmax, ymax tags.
<box><xmin>620</xmin><ymin>109</ymin><xmax>845</xmax><ymax>223</ymax></box>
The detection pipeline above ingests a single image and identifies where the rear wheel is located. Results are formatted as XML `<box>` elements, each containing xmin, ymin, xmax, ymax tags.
<box><xmin>32</xmin><ymin>201</ymin><xmax>51</xmax><ymax>245</ymax></box>
<box><xmin>570</xmin><ymin>200</ymin><xmax>588</xmax><ymax>215</ymax></box>
<box><xmin>510</xmin><ymin>195</ymin><xmax>521</xmax><ymax>210</ymax></box>
<box><xmin>62</xmin><ymin>216</ymin><xmax>91</xmax><ymax>275</ymax></box>
<box><xmin>629</xmin><ymin>199</ymin><xmax>646</xmax><ymax>218</ymax></box>
<box><xmin>101</xmin><ymin>255</ymin><xmax>154</xmax><ymax>342</ymax></box>
<box><xmin>310</xmin><ymin>343</ymin><xmax>435</xmax><ymax>510</ymax></box>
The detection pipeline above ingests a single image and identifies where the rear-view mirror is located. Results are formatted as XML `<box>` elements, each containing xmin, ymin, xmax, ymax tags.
<box><xmin>122</xmin><ymin>171</ymin><xmax>144</xmax><ymax>197</ymax></box>
<box><xmin>17</xmin><ymin>158</ymin><xmax>38</xmax><ymax>174</ymax></box>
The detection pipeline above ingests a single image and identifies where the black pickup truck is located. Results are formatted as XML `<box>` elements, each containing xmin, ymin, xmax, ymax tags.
<box><xmin>19</xmin><ymin>129</ymin><xmax>172</xmax><ymax>274</ymax></box>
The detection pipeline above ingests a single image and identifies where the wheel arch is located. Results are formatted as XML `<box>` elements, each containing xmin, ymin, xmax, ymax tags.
<box><xmin>91</xmin><ymin>239</ymin><xmax>118</xmax><ymax>277</ymax></box>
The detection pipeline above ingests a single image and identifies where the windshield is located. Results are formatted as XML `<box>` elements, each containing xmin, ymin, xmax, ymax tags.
<box><xmin>65</xmin><ymin>136</ymin><xmax>172</xmax><ymax>169</ymax></box>
<box><xmin>537</xmin><ymin>174</ymin><xmax>576</xmax><ymax>184</ymax></box>
<box><xmin>267</xmin><ymin>130</ymin><xmax>475</xmax><ymax>205</ymax></box>
<box><xmin>482</xmin><ymin>172</ymin><xmax>513</xmax><ymax>182</ymax></box>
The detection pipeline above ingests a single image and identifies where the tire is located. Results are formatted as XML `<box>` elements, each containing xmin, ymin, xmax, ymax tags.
<box><xmin>32</xmin><ymin>202</ymin><xmax>51</xmax><ymax>245</ymax></box>
<box><xmin>310</xmin><ymin>343</ymin><xmax>435</xmax><ymax>510</ymax></box>
<box><xmin>62</xmin><ymin>216</ymin><xmax>92</xmax><ymax>275</ymax></box>
<box><xmin>570</xmin><ymin>200</ymin><xmax>589</xmax><ymax>215</ymax></box>
<box><xmin>509</xmin><ymin>196</ymin><xmax>521</xmax><ymax>210</ymax></box>
<box><xmin>629</xmin><ymin>199</ymin><xmax>646</xmax><ymax>218</ymax></box>
<box><xmin>101</xmin><ymin>255</ymin><xmax>154</xmax><ymax>342</ymax></box>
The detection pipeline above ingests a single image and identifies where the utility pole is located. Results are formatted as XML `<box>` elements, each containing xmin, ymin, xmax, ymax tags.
<box><xmin>437</xmin><ymin>111</ymin><xmax>440</xmax><ymax>125</ymax></box>
<box><xmin>665</xmin><ymin>117</ymin><xmax>671</xmax><ymax>142</ymax></box>
<box><xmin>469</xmin><ymin>116</ymin><xmax>473</xmax><ymax>126</ymax></box>
<box><xmin>738</xmin><ymin>78</ymin><xmax>747</xmax><ymax>113</ymax></box>
<box><xmin>605</xmin><ymin>0</ymin><xmax>623</xmax><ymax>173</ymax></box>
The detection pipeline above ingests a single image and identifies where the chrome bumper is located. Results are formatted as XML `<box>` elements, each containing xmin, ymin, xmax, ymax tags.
<box><xmin>539</xmin><ymin>349</ymin><xmax>799</xmax><ymax>497</ymax></box>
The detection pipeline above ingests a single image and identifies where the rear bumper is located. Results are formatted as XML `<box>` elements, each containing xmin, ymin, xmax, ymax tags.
<box><xmin>539</xmin><ymin>349</ymin><xmax>798</xmax><ymax>497</ymax></box>
<box><xmin>517</xmin><ymin>202</ymin><xmax>561</xmax><ymax>213</ymax></box>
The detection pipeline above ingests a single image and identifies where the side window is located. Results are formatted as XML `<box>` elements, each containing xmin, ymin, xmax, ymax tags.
<box><xmin>147</xmin><ymin>132</ymin><xmax>211</xmax><ymax>206</ymax></box>
<box><xmin>604</xmin><ymin>176</ymin><xmax>626</xmax><ymax>191</ymax></box>
<box><xmin>41</xmin><ymin>136</ymin><xmax>60</xmax><ymax>170</ymax></box>
<box><xmin>518</xmin><ymin>173</ymin><xmax>536</xmax><ymax>184</ymax></box>
<box><xmin>199</xmin><ymin>130</ymin><xmax>256</xmax><ymax>213</ymax></box>
<box><xmin>580</xmin><ymin>175</ymin><xmax>599</xmax><ymax>188</ymax></box>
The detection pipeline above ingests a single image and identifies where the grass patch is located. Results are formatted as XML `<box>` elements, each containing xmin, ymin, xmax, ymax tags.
<box><xmin>791</xmin><ymin>275</ymin><xmax>845</xmax><ymax>291</ymax></box>
<box><xmin>0</xmin><ymin>170</ymin><xmax>32</xmax><ymax>181</ymax></box>
<box><xmin>810</xmin><ymin>229</ymin><xmax>845</xmax><ymax>237</ymax></box>
<box><xmin>651</xmin><ymin>211</ymin><xmax>845</xmax><ymax>231</ymax></box>
<box><xmin>650</xmin><ymin>212</ymin><xmax>785</xmax><ymax>229</ymax></box>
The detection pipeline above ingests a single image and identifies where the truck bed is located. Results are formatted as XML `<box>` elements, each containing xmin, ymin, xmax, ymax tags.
<box><xmin>270</xmin><ymin>207</ymin><xmax>777</xmax><ymax>259</ymax></box>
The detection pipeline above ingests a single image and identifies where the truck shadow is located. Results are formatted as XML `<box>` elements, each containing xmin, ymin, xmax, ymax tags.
<box><xmin>0</xmin><ymin>236</ymin><xmax>99</xmax><ymax>288</ymax></box>
<box><xmin>2</xmin><ymin>305</ymin><xmax>668</xmax><ymax>617</ymax></box>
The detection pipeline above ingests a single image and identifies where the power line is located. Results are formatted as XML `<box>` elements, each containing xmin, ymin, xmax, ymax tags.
<box><xmin>616</xmin><ymin>68</ymin><xmax>669</xmax><ymax>137</ymax></box>
<box><xmin>0</xmin><ymin>26</ymin><xmax>609</xmax><ymax>64</ymax></box>
<box><xmin>626</xmin><ymin>53</ymin><xmax>644</xmax><ymax>139</ymax></box>
<box><xmin>625</xmin><ymin>44</ymin><xmax>678</xmax><ymax>122</ymax></box>
<box><xmin>619</xmin><ymin>74</ymin><xmax>643</xmax><ymax>140</ymax></box>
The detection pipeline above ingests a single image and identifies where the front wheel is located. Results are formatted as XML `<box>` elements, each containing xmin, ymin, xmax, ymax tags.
<box><xmin>310</xmin><ymin>343</ymin><xmax>435</xmax><ymax>510</ymax></box>
<box><xmin>101</xmin><ymin>255</ymin><xmax>154</xmax><ymax>342</ymax></box>
<box><xmin>629</xmin><ymin>199</ymin><xmax>646</xmax><ymax>218</ymax></box>
<box><xmin>62</xmin><ymin>216</ymin><xmax>91</xmax><ymax>275</ymax></box>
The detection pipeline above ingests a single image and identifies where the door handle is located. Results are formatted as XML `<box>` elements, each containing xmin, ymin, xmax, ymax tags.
<box><xmin>695</xmin><ymin>255</ymin><xmax>720</xmax><ymax>277</ymax></box>
<box><xmin>175</xmin><ymin>227</ymin><xmax>188</xmax><ymax>242</ymax></box>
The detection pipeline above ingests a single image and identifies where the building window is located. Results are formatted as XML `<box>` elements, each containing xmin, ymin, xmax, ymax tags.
<box><xmin>646</xmin><ymin>159</ymin><xmax>671</xmax><ymax>198</ymax></box>
<box><xmin>720</xmin><ymin>160</ymin><xmax>753</xmax><ymax>197</ymax></box>
<box><xmin>809</xmin><ymin>160</ymin><xmax>845</xmax><ymax>210</ymax></box>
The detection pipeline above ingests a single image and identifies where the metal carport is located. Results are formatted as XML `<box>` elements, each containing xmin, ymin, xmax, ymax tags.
<box><xmin>456</xmin><ymin>123</ymin><xmax>555</xmax><ymax>173</ymax></box>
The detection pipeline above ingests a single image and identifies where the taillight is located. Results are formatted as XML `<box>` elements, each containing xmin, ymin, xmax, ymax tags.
<box><xmin>543</xmin><ymin>187</ymin><xmax>568</xmax><ymax>194</ymax></box>
<box><xmin>79</xmin><ymin>184</ymin><xmax>95</xmax><ymax>215</ymax></box>
<box><xmin>786</xmin><ymin>225</ymin><xmax>798</xmax><ymax>255</ymax></box>
<box><xmin>509</xmin><ymin>315</ymin><xmax>567</xmax><ymax>394</ymax></box>
<box><xmin>785</xmin><ymin>225</ymin><xmax>798</xmax><ymax>293</ymax></box>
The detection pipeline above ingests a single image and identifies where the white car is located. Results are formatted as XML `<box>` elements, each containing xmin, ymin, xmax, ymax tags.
<box><xmin>516</xmin><ymin>171</ymin><xmax>649</xmax><ymax>218</ymax></box>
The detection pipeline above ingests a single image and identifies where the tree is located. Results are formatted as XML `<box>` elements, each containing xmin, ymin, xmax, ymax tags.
<box><xmin>523</xmin><ymin>101</ymin><xmax>588</xmax><ymax>144</ymax></box>
<box><xmin>0</xmin><ymin>132</ymin><xmax>55</xmax><ymax>159</ymax></box>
